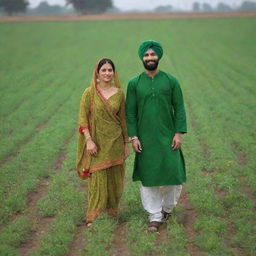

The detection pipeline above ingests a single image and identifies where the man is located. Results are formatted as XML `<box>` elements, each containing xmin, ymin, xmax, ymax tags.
<box><xmin>126</xmin><ymin>40</ymin><xmax>187</xmax><ymax>231</ymax></box>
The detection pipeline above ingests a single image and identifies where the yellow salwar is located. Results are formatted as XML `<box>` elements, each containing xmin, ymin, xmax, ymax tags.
<box><xmin>87</xmin><ymin>164</ymin><xmax>125</xmax><ymax>222</ymax></box>
<box><xmin>76</xmin><ymin>60</ymin><xmax>128</xmax><ymax>223</ymax></box>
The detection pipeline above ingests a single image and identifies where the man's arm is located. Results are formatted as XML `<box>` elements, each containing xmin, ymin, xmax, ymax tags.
<box><xmin>171</xmin><ymin>79</ymin><xmax>187</xmax><ymax>150</ymax></box>
<box><xmin>126</xmin><ymin>80</ymin><xmax>142</xmax><ymax>152</ymax></box>
<box><xmin>126</xmin><ymin>80</ymin><xmax>138</xmax><ymax>137</ymax></box>
<box><xmin>172</xmin><ymin>79</ymin><xmax>187</xmax><ymax>134</ymax></box>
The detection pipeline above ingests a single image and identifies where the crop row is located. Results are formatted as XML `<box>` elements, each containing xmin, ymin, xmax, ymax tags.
<box><xmin>0</xmin><ymin>17</ymin><xmax>255</xmax><ymax>256</ymax></box>
<box><xmin>169</xmin><ymin>27</ymin><xmax>256</xmax><ymax>255</ymax></box>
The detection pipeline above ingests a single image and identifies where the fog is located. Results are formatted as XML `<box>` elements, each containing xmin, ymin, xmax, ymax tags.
<box><xmin>28</xmin><ymin>0</ymin><xmax>256</xmax><ymax>11</ymax></box>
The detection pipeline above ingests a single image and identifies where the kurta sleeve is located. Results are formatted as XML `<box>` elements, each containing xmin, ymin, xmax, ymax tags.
<box><xmin>172</xmin><ymin>79</ymin><xmax>187</xmax><ymax>133</ymax></box>
<box><xmin>78</xmin><ymin>88</ymin><xmax>91</xmax><ymax>133</ymax></box>
<box><xmin>117</xmin><ymin>92</ymin><xmax>129</xmax><ymax>143</ymax></box>
<box><xmin>126</xmin><ymin>80</ymin><xmax>138</xmax><ymax>137</ymax></box>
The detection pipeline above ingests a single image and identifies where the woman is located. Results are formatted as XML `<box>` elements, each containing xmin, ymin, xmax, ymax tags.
<box><xmin>76</xmin><ymin>58</ymin><xmax>129</xmax><ymax>226</ymax></box>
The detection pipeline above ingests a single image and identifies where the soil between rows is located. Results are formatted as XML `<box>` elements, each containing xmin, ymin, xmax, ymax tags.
<box><xmin>0</xmin><ymin>11</ymin><xmax>255</xmax><ymax>23</ymax></box>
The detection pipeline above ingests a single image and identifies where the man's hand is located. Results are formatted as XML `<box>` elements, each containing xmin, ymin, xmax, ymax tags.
<box><xmin>172</xmin><ymin>133</ymin><xmax>182</xmax><ymax>150</ymax></box>
<box><xmin>132</xmin><ymin>139</ymin><xmax>142</xmax><ymax>153</ymax></box>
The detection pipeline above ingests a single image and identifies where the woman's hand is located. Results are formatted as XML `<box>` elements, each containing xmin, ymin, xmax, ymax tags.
<box><xmin>86</xmin><ymin>139</ymin><xmax>98</xmax><ymax>156</ymax></box>
<box><xmin>124</xmin><ymin>143</ymin><xmax>130</xmax><ymax>159</ymax></box>
<box><xmin>171</xmin><ymin>133</ymin><xmax>182</xmax><ymax>150</ymax></box>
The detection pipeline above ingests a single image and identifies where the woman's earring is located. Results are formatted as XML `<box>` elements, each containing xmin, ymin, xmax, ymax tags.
<box><xmin>96</xmin><ymin>77</ymin><xmax>100</xmax><ymax>83</ymax></box>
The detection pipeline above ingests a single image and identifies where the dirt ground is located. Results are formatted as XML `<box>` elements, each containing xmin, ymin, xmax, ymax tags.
<box><xmin>0</xmin><ymin>11</ymin><xmax>255</xmax><ymax>23</ymax></box>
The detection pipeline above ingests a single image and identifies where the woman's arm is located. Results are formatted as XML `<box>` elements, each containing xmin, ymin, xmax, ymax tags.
<box><xmin>78</xmin><ymin>89</ymin><xmax>97</xmax><ymax>156</ymax></box>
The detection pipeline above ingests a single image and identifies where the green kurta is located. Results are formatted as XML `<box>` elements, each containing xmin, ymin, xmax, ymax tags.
<box><xmin>126</xmin><ymin>70</ymin><xmax>187</xmax><ymax>186</ymax></box>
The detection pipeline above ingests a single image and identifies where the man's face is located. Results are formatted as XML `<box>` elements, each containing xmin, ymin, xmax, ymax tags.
<box><xmin>143</xmin><ymin>49</ymin><xmax>159</xmax><ymax>71</ymax></box>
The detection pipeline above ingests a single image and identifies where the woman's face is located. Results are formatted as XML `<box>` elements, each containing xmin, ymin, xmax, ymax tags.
<box><xmin>98</xmin><ymin>63</ymin><xmax>114</xmax><ymax>83</ymax></box>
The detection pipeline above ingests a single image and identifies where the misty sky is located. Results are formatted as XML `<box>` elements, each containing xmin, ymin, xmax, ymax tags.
<box><xmin>28</xmin><ymin>0</ymin><xmax>256</xmax><ymax>10</ymax></box>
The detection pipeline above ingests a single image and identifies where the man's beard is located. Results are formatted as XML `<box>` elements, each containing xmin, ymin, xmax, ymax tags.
<box><xmin>143</xmin><ymin>60</ymin><xmax>159</xmax><ymax>71</ymax></box>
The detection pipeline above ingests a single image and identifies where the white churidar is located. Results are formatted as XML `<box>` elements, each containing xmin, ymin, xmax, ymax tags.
<box><xmin>140</xmin><ymin>185</ymin><xmax>182</xmax><ymax>222</ymax></box>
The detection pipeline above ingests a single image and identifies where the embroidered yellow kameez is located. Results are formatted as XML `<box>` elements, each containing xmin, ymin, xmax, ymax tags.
<box><xmin>76</xmin><ymin>66</ymin><xmax>128</xmax><ymax>223</ymax></box>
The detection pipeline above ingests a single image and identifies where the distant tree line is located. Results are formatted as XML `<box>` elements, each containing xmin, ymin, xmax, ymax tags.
<box><xmin>66</xmin><ymin>0</ymin><xmax>113</xmax><ymax>14</ymax></box>
<box><xmin>154</xmin><ymin>1</ymin><xmax>256</xmax><ymax>13</ymax></box>
<box><xmin>0</xmin><ymin>0</ymin><xmax>28</xmax><ymax>15</ymax></box>
<box><xmin>154</xmin><ymin>5</ymin><xmax>173</xmax><ymax>13</ymax></box>
<box><xmin>0</xmin><ymin>0</ymin><xmax>113</xmax><ymax>15</ymax></box>
<box><xmin>27</xmin><ymin>1</ymin><xmax>73</xmax><ymax>16</ymax></box>
<box><xmin>1</xmin><ymin>0</ymin><xmax>256</xmax><ymax>16</ymax></box>
<box><xmin>191</xmin><ymin>1</ymin><xmax>256</xmax><ymax>12</ymax></box>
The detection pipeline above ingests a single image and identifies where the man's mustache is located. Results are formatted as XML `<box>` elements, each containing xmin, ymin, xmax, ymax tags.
<box><xmin>145</xmin><ymin>60</ymin><xmax>157</xmax><ymax>64</ymax></box>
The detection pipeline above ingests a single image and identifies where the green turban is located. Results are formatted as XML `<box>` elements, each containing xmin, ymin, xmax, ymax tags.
<box><xmin>138</xmin><ymin>40</ymin><xmax>163</xmax><ymax>60</ymax></box>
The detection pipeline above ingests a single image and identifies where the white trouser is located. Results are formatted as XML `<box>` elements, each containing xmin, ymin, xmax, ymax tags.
<box><xmin>140</xmin><ymin>185</ymin><xmax>182</xmax><ymax>222</ymax></box>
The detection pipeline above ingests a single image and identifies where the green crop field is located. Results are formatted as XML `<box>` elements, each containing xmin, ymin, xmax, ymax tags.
<box><xmin>0</xmin><ymin>16</ymin><xmax>255</xmax><ymax>256</ymax></box>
